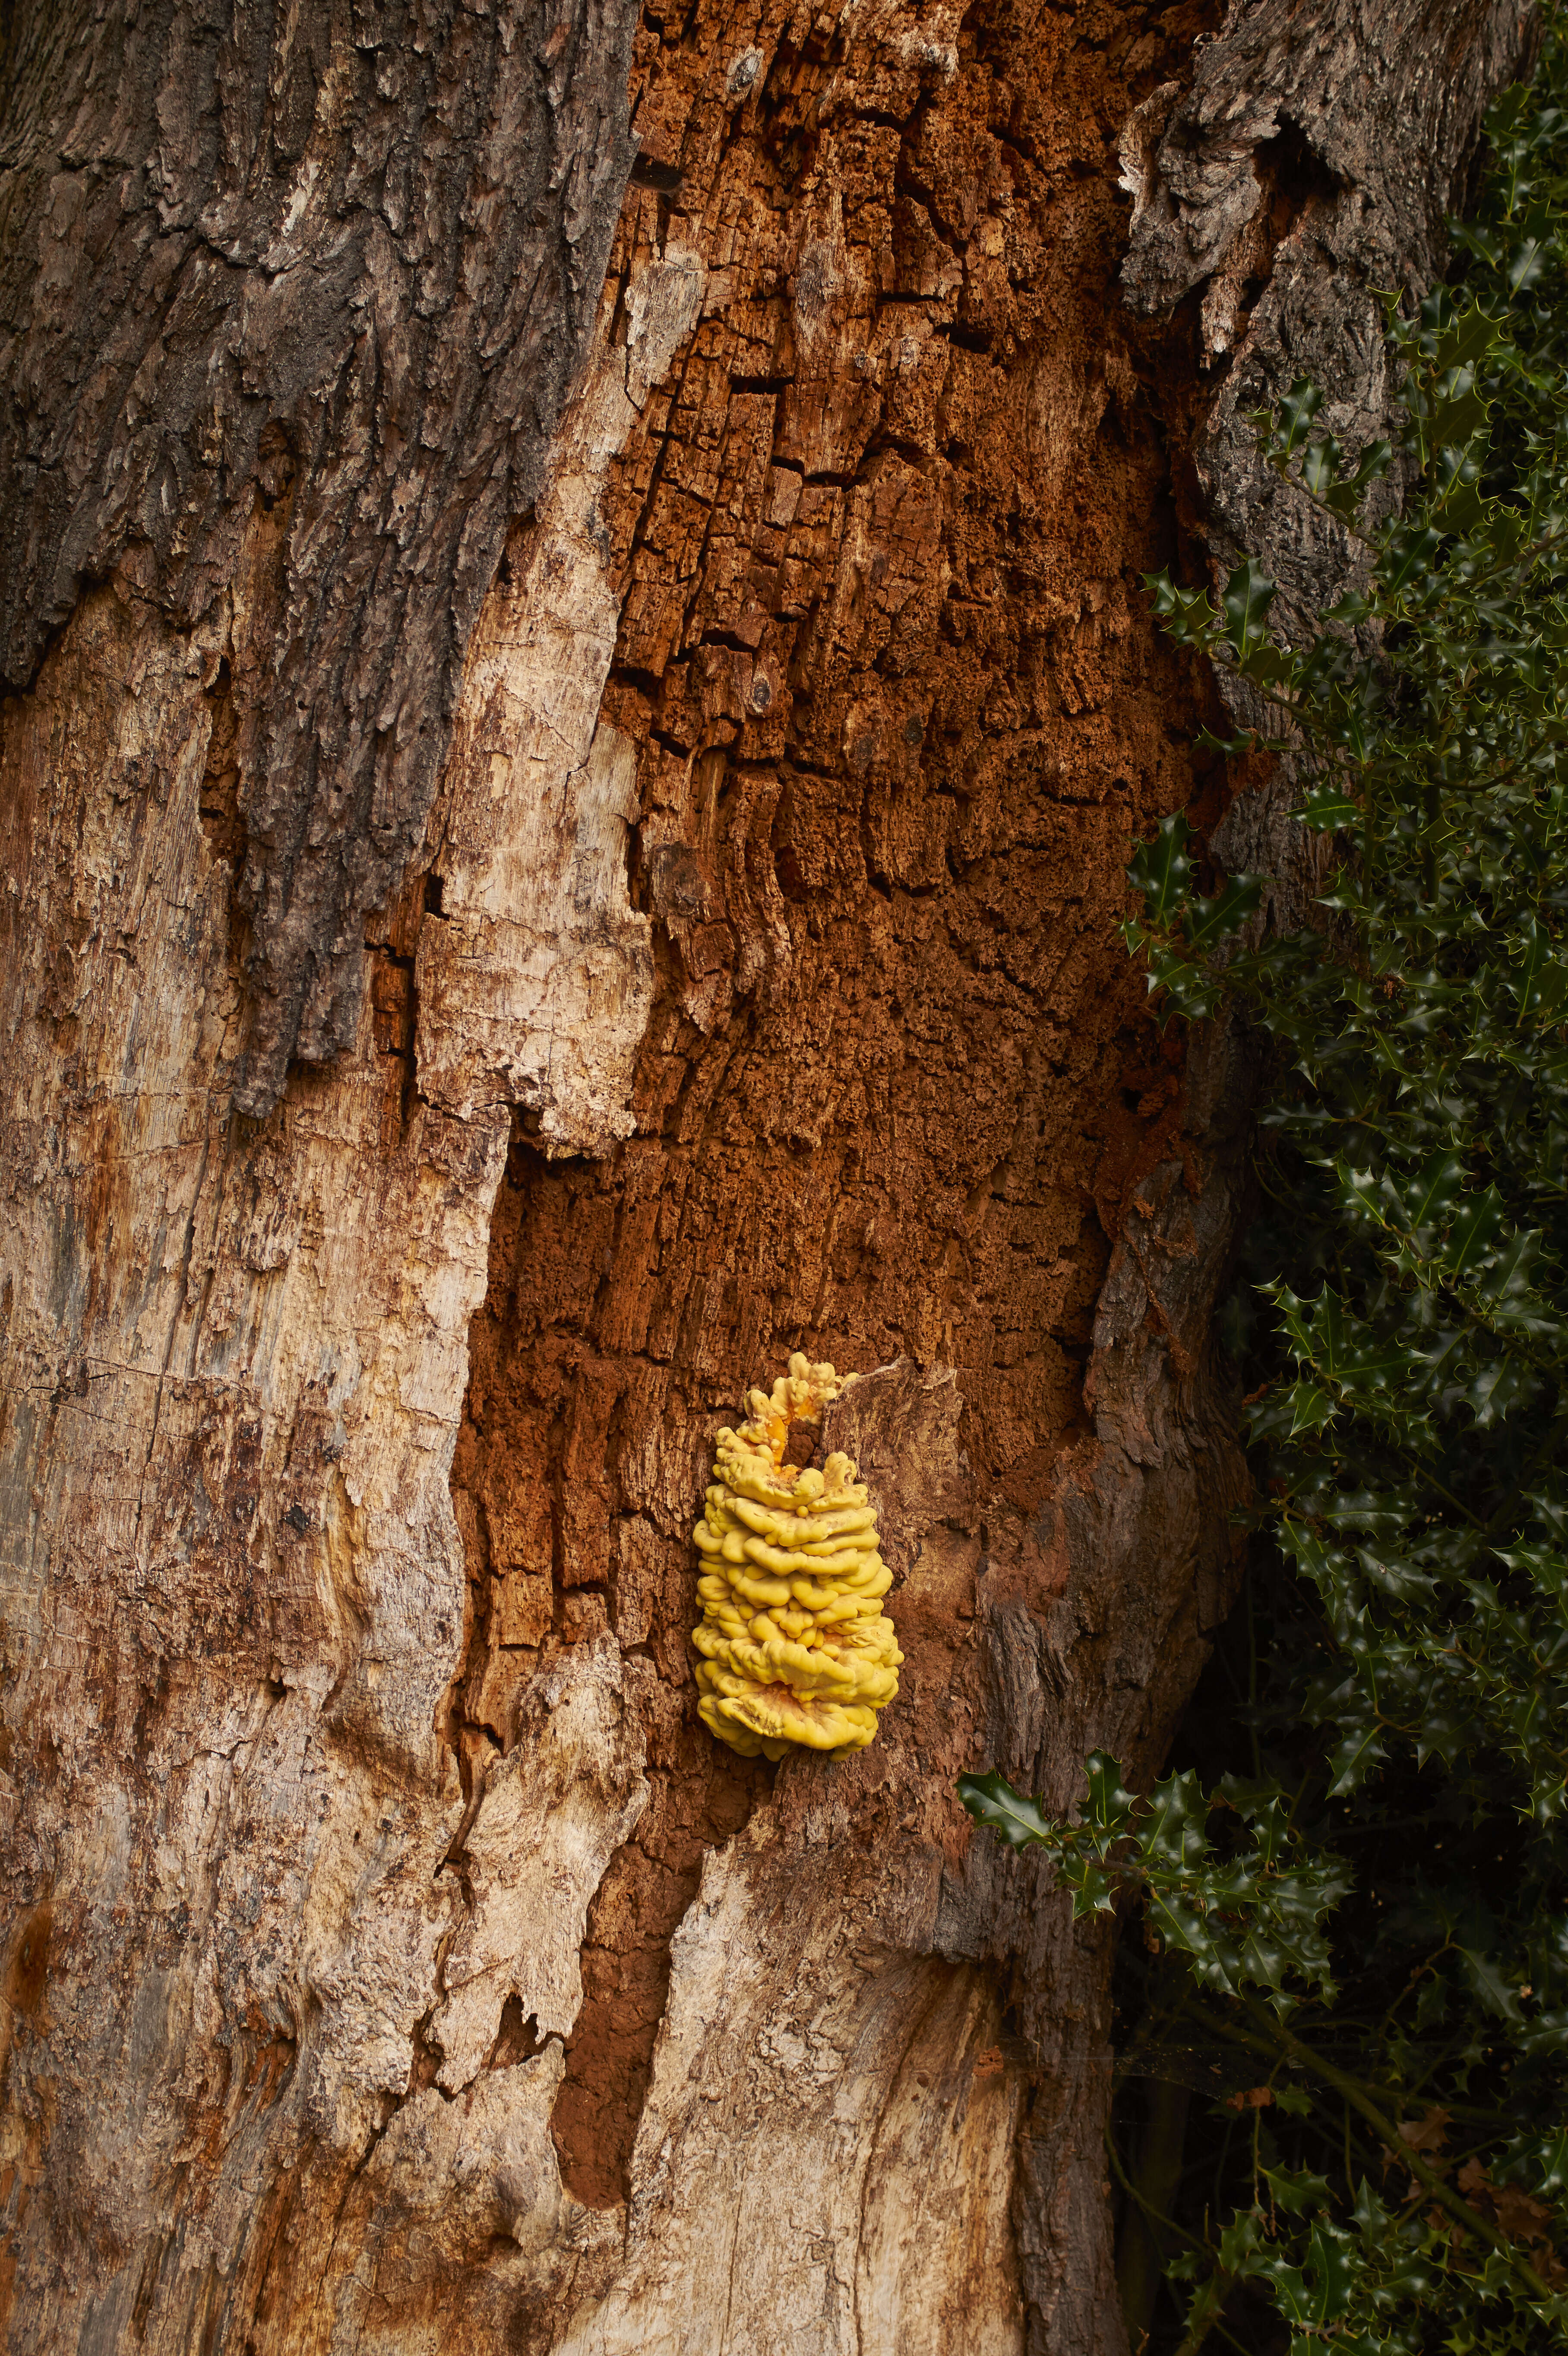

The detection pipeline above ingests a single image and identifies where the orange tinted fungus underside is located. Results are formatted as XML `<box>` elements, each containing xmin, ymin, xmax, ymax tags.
<box><xmin>692</xmin><ymin>1353</ymin><xmax>902</xmax><ymax>1761</ymax></box>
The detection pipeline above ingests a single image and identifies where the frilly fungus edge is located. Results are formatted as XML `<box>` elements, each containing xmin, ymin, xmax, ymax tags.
<box><xmin>692</xmin><ymin>1354</ymin><xmax>902</xmax><ymax>1761</ymax></box>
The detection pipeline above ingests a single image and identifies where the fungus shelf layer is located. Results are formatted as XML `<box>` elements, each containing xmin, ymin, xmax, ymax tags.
<box><xmin>692</xmin><ymin>1355</ymin><xmax>902</xmax><ymax>1761</ymax></box>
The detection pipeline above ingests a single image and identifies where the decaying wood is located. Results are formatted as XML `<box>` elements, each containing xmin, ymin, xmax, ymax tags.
<box><xmin>0</xmin><ymin>1</ymin><xmax>1529</xmax><ymax>2351</ymax></box>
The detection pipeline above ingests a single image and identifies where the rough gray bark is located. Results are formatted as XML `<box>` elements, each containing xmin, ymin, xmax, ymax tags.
<box><xmin>1122</xmin><ymin>0</ymin><xmax>1536</xmax><ymax>897</ymax></box>
<box><xmin>0</xmin><ymin>3</ymin><xmax>1531</xmax><ymax>2353</ymax></box>
<box><xmin>0</xmin><ymin>0</ymin><xmax>637</xmax><ymax>1111</ymax></box>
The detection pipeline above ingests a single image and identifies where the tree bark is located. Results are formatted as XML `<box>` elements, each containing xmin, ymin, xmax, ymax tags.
<box><xmin>0</xmin><ymin>3</ymin><xmax>1528</xmax><ymax>2353</ymax></box>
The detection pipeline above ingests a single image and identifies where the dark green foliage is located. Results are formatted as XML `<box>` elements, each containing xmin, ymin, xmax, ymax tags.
<box><xmin>961</xmin><ymin>39</ymin><xmax>1568</xmax><ymax>2355</ymax></box>
<box><xmin>958</xmin><ymin>1758</ymin><xmax>1348</xmax><ymax>2010</ymax></box>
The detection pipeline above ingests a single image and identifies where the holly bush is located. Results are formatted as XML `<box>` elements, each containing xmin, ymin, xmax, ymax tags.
<box><xmin>961</xmin><ymin>34</ymin><xmax>1568</xmax><ymax>2356</ymax></box>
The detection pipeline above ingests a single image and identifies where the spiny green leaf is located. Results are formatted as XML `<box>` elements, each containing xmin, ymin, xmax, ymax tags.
<box><xmin>1378</xmin><ymin>522</ymin><xmax>1442</xmax><ymax>597</ymax></box>
<box><xmin>1442</xmin><ymin>1185</ymin><xmax>1505</xmax><ymax>1277</ymax></box>
<box><xmin>1288</xmin><ymin>1381</ymin><xmax>1336</xmax><ymax>1436</ymax></box>
<box><xmin>1128</xmin><ymin>812</ymin><xmax>1194</xmax><ymax>925</ymax></box>
<box><xmin>1301</xmin><ymin>435</ymin><xmax>1344</xmax><ymax>504</ymax></box>
<box><xmin>1325</xmin><ymin>1721</ymin><xmax>1387</xmax><ymax>1796</ymax></box>
<box><xmin>1293</xmin><ymin>779</ymin><xmax>1362</xmax><ymax>828</ymax></box>
<box><xmin>1222</xmin><ymin>557</ymin><xmax>1277</xmax><ymax>662</ymax></box>
<box><xmin>1082</xmin><ymin>1750</ymin><xmax>1141</xmax><ymax>1835</ymax></box>
<box><xmin>1183</xmin><ymin>873</ymin><xmax>1265</xmax><ymax>954</ymax></box>
<box><xmin>1143</xmin><ymin>570</ymin><xmax>1219</xmax><ymax>646</ymax></box>
<box><xmin>1304</xmin><ymin>2224</ymin><xmax>1355</xmax><ymax>2324</ymax></box>
<box><xmin>1458</xmin><ymin>1944</ymin><xmax>1526</xmax><ymax>2024</ymax></box>
<box><xmin>1399</xmin><ymin>1149</ymin><xmax>1466</xmax><ymax>1238</ymax></box>
<box><xmin>1325</xmin><ymin>438</ymin><xmax>1394</xmax><ymax>521</ymax></box>
<box><xmin>955</xmin><ymin>1770</ymin><xmax>1053</xmax><ymax>1849</ymax></box>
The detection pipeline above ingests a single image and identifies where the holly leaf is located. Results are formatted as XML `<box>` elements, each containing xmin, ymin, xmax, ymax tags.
<box><xmin>1301</xmin><ymin>435</ymin><xmax>1344</xmax><ymax>504</ymax></box>
<box><xmin>1081</xmin><ymin>1751</ymin><xmax>1141</xmax><ymax>1838</ymax></box>
<box><xmin>956</xmin><ymin>1770</ymin><xmax>1054</xmax><ymax>1849</ymax></box>
<box><xmin>1458</xmin><ymin>1946</ymin><xmax>1525</xmax><ymax>2025</ymax></box>
<box><xmin>1326</xmin><ymin>1720</ymin><xmax>1387</xmax><ymax>1795</ymax></box>
<box><xmin>1289</xmin><ymin>1382</ymin><xmax>1337</xmax><ymax>1436</ymax></box>
<box><xmin>1184</xmin><ymin>873</ymin><xmax>1265</xmax><ymax>954</ymax></box>
<box><xmin>1442</xmin><ymin>1186</ymin><xmax>1505</xmax><ymax>1278</ymax></box>
<box><xmin>1144</xmin><ymin>570</ymin><xmax>1219</xmax><ymax>645</ymax></box>
<box><xmin>1222</xmin><ymin>557</ymin><xmax>1278</xmax><ymax>663</ymax></box>
<box><xmin>1275</xmin><ymin>377</ymin><xmax>1326</xmax><ymax>458</ymax></box>
<box><xmin>1129</xmin><ymin>813</ymin><xmax>1194</xmax><ymax>925</ymax></box>
<box><xmin>1399</xmin><ymin>1149</ymin><xmax>1465</xmax><ymax>1242</ymax></box>
<box><xmin>1506</xmin><ymin>203</ymin><xmax>1557</xmax><ymax>294</ymax></box>
<box><xmin>1379</xmin><ymin>523</ymin><xmax>1443</xmax><ymax>597</ymax></box>
<box><xmin>1195</xmin><ymin>723</ymin><xmax>1265</xmax><ymax>755</ymax></box>
<box><xmin>1293</xmin><ymin>779</ymin><xmax>1362</xmax><ymax>828</ymax></box>
<box><xmin>1304</xmin><ymin>2224</ymin><xmax>1354</xmax><ymax>2324</ymax></box>
<box><xmin>1510</xmin><ymin>913</ymin><xmax>1568</xmax><ymax>1023</ymax></box>
<box><xmin>1325</xmin><ymin>438</ymin><xmax>1393</xmax><ymax>520</ymax></box>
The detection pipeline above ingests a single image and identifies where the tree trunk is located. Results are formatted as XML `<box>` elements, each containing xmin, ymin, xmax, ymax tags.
<box><xmin>0</xmin><ymin>3</ymin><xmax>1527</xmax><ymax>2352</ymax></box>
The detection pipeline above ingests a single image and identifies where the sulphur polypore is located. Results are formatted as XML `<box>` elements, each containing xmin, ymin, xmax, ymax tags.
<box><xmin>692</xmin><ymin>1354</ymin><xmax>902</xmax><ymax>1760</ymax></box>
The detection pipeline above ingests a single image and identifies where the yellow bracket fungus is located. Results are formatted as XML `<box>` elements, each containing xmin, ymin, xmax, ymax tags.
<box><xmin>692</xmin><ymin>1353</ymin><xmax>903</xmax><ymax>1761</ymax></box>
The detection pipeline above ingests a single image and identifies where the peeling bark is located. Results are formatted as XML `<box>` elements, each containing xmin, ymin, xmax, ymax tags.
<box><xmin>0</xmin><ymin>2</ymin><xmax>1529</xmax><ymax>2352</ymax></box>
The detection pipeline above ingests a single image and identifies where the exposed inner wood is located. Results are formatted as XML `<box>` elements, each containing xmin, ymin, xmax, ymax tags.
<box><xmin>441</xmin><ymin>0</ymin><xmax>1242</xmax><ymax>2330</ymax></box>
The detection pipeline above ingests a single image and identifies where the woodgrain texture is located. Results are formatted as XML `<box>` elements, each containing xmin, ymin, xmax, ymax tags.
<box><xmin>0</xmin><ymin>0</ymin><xmax>1530</xmax><ymax>2350</ymax></box>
